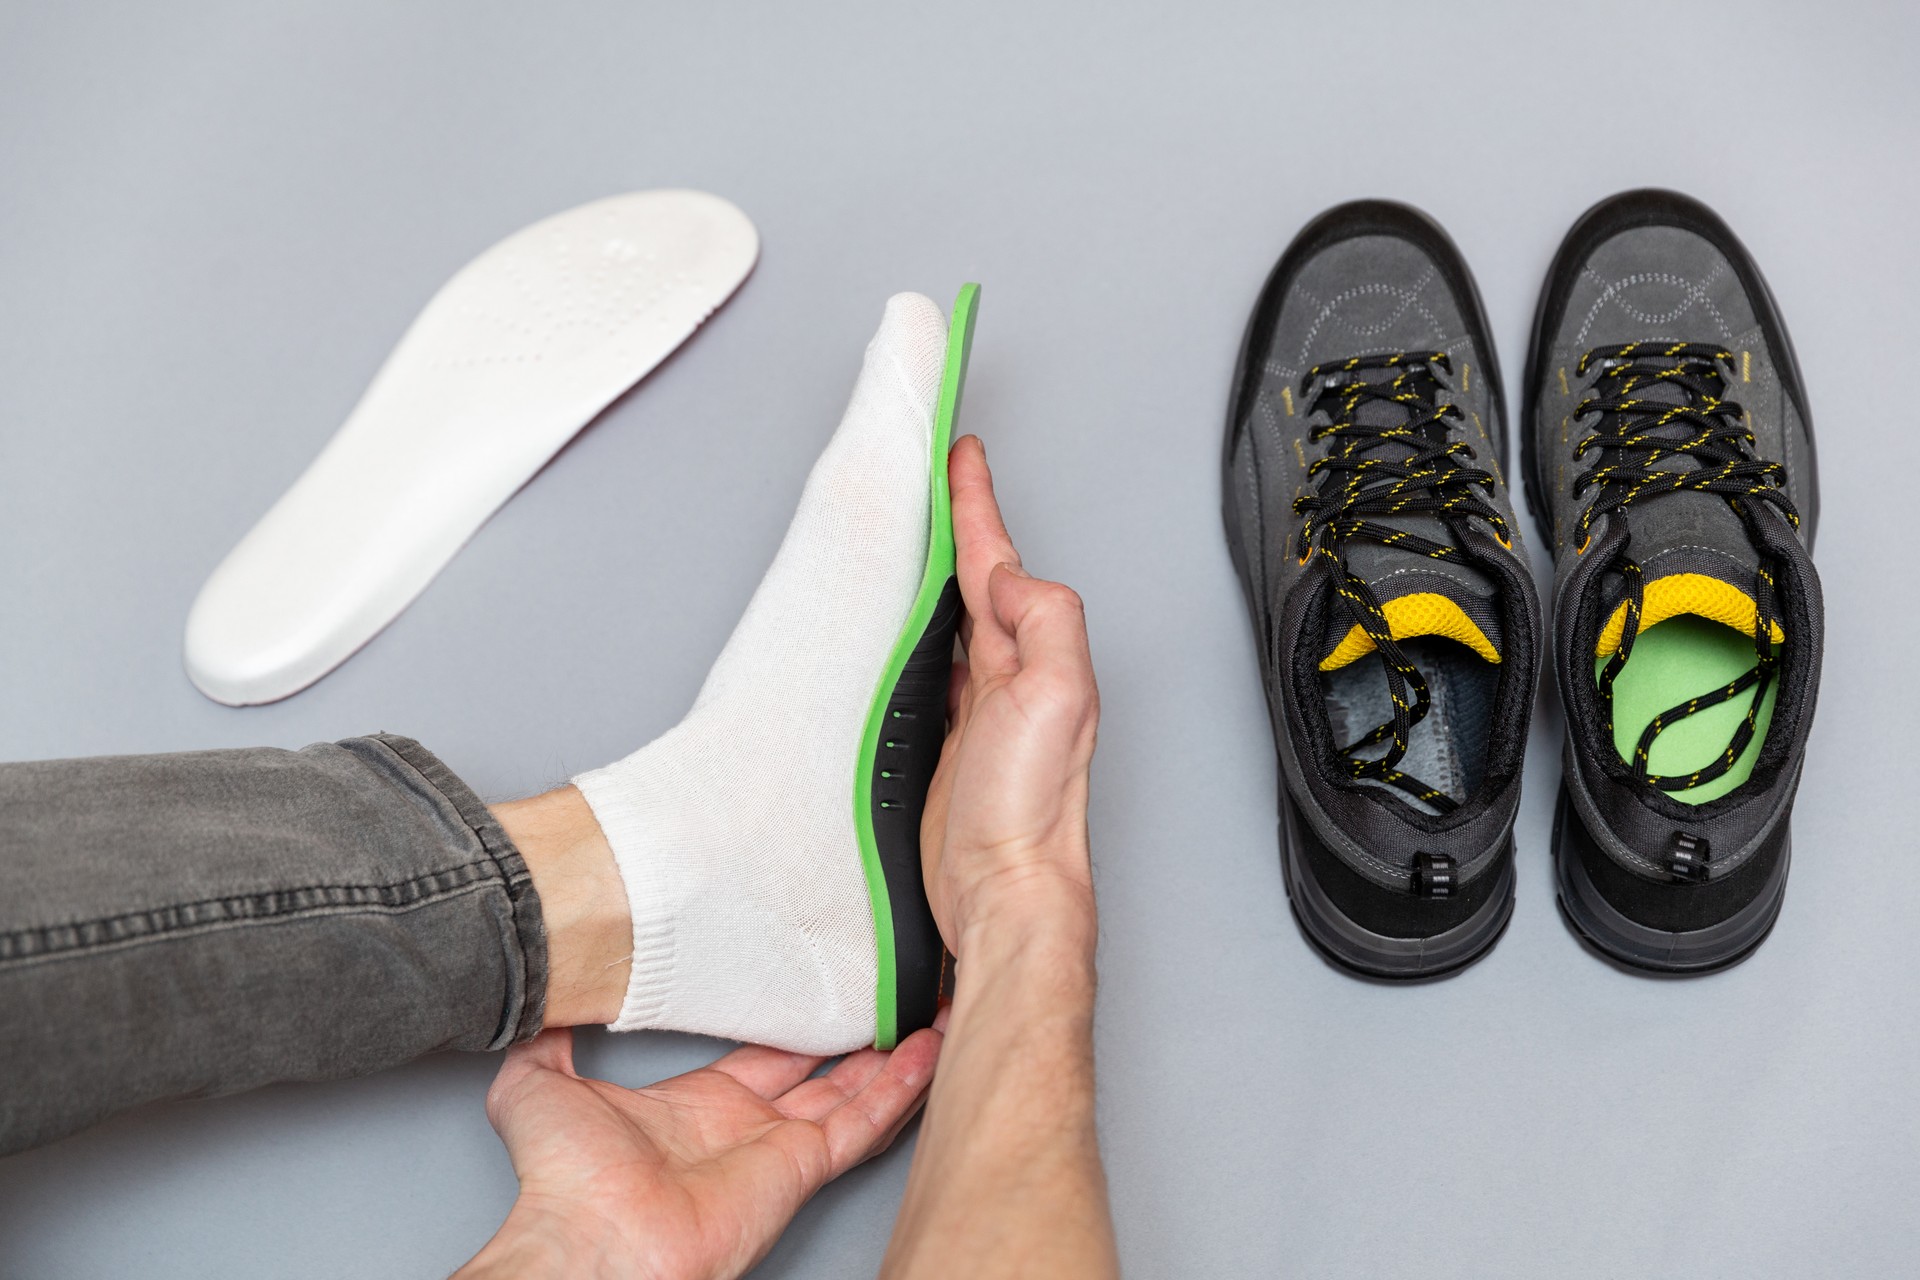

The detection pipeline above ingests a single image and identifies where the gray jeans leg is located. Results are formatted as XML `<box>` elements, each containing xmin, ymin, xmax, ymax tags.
<box><xmin>0</xmin><ymin>733</ymin><xmax>547</xmax><ymax>1156</ymax></box>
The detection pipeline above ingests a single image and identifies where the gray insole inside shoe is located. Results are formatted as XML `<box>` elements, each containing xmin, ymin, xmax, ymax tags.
<box><xmin>1321</xmin><ymin>638</ymin><xmax>1498</xmax><ymax>813</ymax></box>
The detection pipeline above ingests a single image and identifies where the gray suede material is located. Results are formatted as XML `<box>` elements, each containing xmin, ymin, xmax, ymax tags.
<box><xmin>1528</xmin><ymin>200</ymin><xmax>1824</xmax><ymax>882</ymax></box>
<box><xmin>1531</xmin><ymin>224</ymin><xmax>1815</xmax><ymax>586</ymax></box>
<box><xmin>1227</xmin><ymin>217</ymin><xmax>1537</xmax><ymax>890</ymax></box>
<box><xmin>1233</xmin><ymin>234</ymin><xmax>1524</xmax><ymax>625</ymax></box>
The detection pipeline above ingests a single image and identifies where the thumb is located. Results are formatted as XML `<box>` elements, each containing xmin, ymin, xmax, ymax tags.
<box><xmin>986</xmin><ymin>564</ymin><xmax>1094</xmax><ymax>685</ymax></box>
<box><xmin>510</xmin><ymin>1026</ymin><xmax>578</xmax><ymax>1077</ymax></box>
<box><xmin>487</xmin><ymin>1028</ymin><xmax>578</xmax><ymax>1128</ymax></box>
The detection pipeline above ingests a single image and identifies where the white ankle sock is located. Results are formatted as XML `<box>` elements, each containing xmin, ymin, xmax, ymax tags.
<box><xmin>574</xmin><ymin>293</ymin><xmax>948</xmax><ymax>1054</ymax></box>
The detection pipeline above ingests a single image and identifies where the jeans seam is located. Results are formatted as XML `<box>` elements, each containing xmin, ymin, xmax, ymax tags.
<box><xmin>0</xmin><ymin>859</ymin><xmax>501</xmax><ymax>965</ymax></box>
<box><xmin>0</xmin><ymin>876</ymin><xmax>508</xmax><ymax>972</ymax></box>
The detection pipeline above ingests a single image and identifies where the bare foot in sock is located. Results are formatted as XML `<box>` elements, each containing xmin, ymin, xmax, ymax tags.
<box><xmin>536</xmin><ymin>293</ymin><xmax>952</xmax><ymax>1053</ymax></box>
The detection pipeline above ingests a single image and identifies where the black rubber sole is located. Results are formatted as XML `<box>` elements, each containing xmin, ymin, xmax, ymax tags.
<box><xmin>1279</xmin><ymin>792</ymin><xmax>1515</xmax><ymax>982</ymax></box>
<box><xmin>1552</xmin><ymin>787</ymin><xmax>1789</xmax><ymax>975</ymax></box>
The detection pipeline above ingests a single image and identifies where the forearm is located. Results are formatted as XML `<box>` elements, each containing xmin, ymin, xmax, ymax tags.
<box><xmin>882</xmin><ymin>887</ymin><xmax>1116</xmax><ymax>1279</ymax></box>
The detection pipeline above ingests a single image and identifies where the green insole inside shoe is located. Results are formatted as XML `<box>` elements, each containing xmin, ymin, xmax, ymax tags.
<box><xmin>1596</xmin><ymin>615</ymin><xmax>1778</xmax><ymax>805</ymax></box>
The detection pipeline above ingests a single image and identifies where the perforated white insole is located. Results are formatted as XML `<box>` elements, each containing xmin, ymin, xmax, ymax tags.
<box><xmin>185</xmin><ymin>190</ymin><xmax>758</xmax><ymax>705</ymax></box>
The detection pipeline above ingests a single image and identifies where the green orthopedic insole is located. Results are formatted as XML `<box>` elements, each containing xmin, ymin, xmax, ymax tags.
<box><xmin>852</xmin><ymin>283</ymin><xmax>976</xmax><ymax>1049</ymax></box>
<box><xmin>1598</xmin><ymin>615</ymin><xmax>1779</xmax><ymax>805</ymax></box>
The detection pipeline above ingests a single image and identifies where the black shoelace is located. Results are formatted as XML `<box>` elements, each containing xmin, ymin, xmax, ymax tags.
<box><xmin>1570</xmin><ymin>342</ymin><xmax>1799</xmax><ymax>791</ymax></box>
<box><xmin>1293</xmin><ymin>352</ymin><xmax>1508</xmax><ymax>811</ymax></box>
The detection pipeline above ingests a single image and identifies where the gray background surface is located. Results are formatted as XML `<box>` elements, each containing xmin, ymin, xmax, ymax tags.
<box><xmin>0</xmin><ymin>2</ymin><xmax>1914</xmax><ymax>1275</ymax></box>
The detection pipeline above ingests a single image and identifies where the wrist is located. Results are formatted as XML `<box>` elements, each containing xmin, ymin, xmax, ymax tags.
<box><xmin>956</xmin><ymin>873</ymin><xmax>1097</xmax><ymax>981</ymax></box>
<box><xmin>456</xmin><ymin>1208</ymin><xmax>570</xmax><ymax>1280</ymax></box>
<box><xmin>457</xmin><ymin>1196</ymin><xmax>625</xmax><ymax>1280</ymax></box>
<box><xmin>955</xmin><ymin>863</ymin><xmax>1096</xmax><ymax>957</ymax></box>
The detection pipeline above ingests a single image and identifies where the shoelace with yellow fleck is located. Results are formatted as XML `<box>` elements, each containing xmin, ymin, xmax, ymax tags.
<box><xmin>1294</xmin><ymin>352</ymin><xmax>1507</xmax><ymax>811</ymax></box>
<box><xmin>1572</xmin><ymin>342</ymin><xmax>1799</xmax><ymax>791</ymax></box>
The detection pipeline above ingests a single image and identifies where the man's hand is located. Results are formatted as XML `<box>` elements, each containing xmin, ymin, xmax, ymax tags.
<box><xmin>462</xmin><ymin>434</ymin><xmax>1111</xmax><ymax>1280</ymax></box>
<box><xmin>921</xmin><ymin>433</ymin><xmax>1101</xmax><ymax>953</ymax></box>
<box><xmin>884</xmin><ymin>434</ymin><xmax>1117</xmax><ymax>1279</ymax></box>
<box><xmin>459</xmin><ymin>1024</ymin><xmax>943</xmax><ymax>1280</ymax></box>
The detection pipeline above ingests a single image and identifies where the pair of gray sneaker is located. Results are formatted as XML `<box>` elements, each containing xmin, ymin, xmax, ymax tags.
<box><xmin>1222</xmin><ymin>192</ymin><xmax>1822</xmax><ymax>979</ymax></box>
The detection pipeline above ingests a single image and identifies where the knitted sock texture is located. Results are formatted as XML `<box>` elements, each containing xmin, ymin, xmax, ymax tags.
<box><xmin>574</xmin><ymin>293</ymin><xmax>947</xmax><ymax>1053</ymax></box>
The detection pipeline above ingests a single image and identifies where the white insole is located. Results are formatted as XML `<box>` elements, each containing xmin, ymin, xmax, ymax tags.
<box><xmin>185</xmin><ymin>190</ymin><xmax>758</xmax><ymax>705</ymax></box>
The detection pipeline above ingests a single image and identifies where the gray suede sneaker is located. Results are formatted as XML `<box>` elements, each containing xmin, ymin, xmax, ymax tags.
<box><xmin>1223</xmin><ymin>201</ymin><xmax>1541</xmax><ymax>980</ymax></box>
<box><xmin>1522</xmin><ymin>190</ymin><xmax>1824</xmax><ymax>973</ymax></box>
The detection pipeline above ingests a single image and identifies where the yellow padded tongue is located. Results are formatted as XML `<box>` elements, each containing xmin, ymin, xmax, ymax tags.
<box><xmin>1595</xmin><ymin>572</ymin><xmax>1786</xmax><ymax>658</ymax></box>
<box><xmin>1320</xmin><ymin>592</ymin><xmax>1501</xmax><ymax>672</ymax></box>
